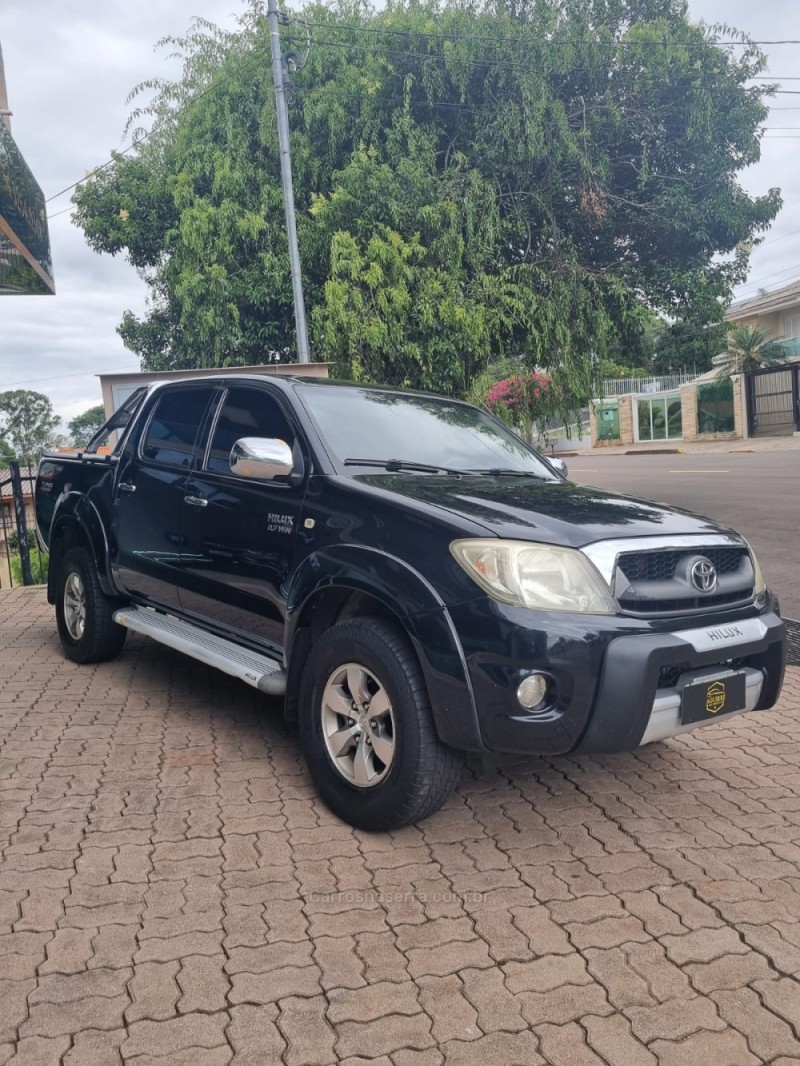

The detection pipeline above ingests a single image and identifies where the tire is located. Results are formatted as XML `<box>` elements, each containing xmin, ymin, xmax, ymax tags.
<box><xmin>298</xmin><ymin>618</ymin><xmax>463</xmax><ymax>830</ymax></box>
<box><xmin>55</xmin><ymin>546</ymin><xmax>127</xmax><ymax>664</ymax></box>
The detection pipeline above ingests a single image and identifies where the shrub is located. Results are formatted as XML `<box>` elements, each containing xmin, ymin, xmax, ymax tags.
<box><xmin>484</xmin><ymin>371</ymin><xmax>558</xmax><ymax>443</ymax></box>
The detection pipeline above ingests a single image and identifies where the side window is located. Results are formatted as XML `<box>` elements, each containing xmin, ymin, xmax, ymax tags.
<box><xmin>141</xmin><ymin>386</ymin><xmax>215</xmax><ymax>468</ymax></box>
<box><xmin>206</xmin><ymin>387</ymin><xmax>294</xmax><ymax>476</ymax></box>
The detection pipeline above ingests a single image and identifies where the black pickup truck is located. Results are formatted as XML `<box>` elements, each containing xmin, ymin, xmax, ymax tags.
<box><xmin>36</xmin><ymin>375</ymin><xmax>785</xmax><ymax>829</ymax></box>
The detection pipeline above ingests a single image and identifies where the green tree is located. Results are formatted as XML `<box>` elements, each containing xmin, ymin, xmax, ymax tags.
<box><xmin>0</xmin><ymin>438</ymin><xmax>15</xmax><ymax>465</ymax></box>
<box><xmin>650</xmin><ymin>319</ymin><xmax>727</xmax><ymax>375</ymax></box>
<box><xmin>715</xmin><ymin>324</ymin><xmax>784</xmax><ymax>378</ymax></box>
<box><xmin>73</xmin><ymin>0</ymin><xmax>781</xmax><ymax>402</ymax></box>
<box><xmin>0</xmin><ymin>390</ymin><xmax>60</xmax><ymax>466</ymax></box>
<box><xmin>68</xmin><ymin>404</ymin><xmax>108</xmax><ymax>447</ymax></box>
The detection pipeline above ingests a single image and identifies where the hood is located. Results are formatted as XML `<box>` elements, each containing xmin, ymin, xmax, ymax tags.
<box><xmin>354</xmin><ymin>474</ymin><xmax>733</xmax><ymax>547</ymax></box>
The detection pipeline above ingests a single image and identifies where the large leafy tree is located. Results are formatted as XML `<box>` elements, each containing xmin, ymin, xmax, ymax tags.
<box><xmin>72</xmin><ymin>0</ymin><xmax>780</xmax><ymax>403</ymax></box>
<box><xmin>68</xmin><ymin>404</ymin><xmax>108</xmax><ymax>447</ymax></box>
<box><xmin>0</xmin><ymin>390</ymin><xmax>61</xmax><ymax>466</ymax></box>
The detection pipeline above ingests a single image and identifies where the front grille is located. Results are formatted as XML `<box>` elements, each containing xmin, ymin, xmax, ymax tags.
<box><xmin>658</xmin><ymin>662</ymin><xmax>692</xmax><ymax>688</ymax></box>
<box><xmin>614</xmin><ymin>545</ymin><xmax>754</xmax><ymax>617</ymax></box>
<box><xmin>618</xmin><ymin>547</ymin><xmax>748</xmax><ymax>583</ymax></box>
<box><xmin>658</xmin><ymin>656</ymin><xmax>747</xmax><ymax>690</ymax></box>
<box><xmin>624</xmin><ymin>590</ymin><xmax>749</xmax><ymax>615</ymax></box>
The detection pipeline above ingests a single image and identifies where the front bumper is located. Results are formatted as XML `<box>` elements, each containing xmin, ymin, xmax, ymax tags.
<box><xmin>448</xmin><ymin>598</ymin><xmax>785</xmax><ymax>755</ymax></box>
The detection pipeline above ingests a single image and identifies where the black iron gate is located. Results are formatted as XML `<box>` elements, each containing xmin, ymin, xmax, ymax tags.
<box><xmin>0</xmin><ymin>463</ymin><xmax>37</xmax><ymax>587</ymax></box>
<box><xmin>746</xmin><ymin>363</ymin><xmax>800</xmax><ymax>437</ymax></box>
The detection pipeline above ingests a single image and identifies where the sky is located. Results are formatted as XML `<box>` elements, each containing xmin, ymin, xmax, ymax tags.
<box><xmin>1</xmin><ymin>0</ymin><xmax>799</xmax><ymax>425</ymax></box>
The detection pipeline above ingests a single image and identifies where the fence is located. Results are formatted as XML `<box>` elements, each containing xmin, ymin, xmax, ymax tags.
<box><xmin>602</xmin><ymin>372</ymin><xmax>698</xmax><ymax>398</ymax></box>
<box><xmin>0</xmin><ymin>463</ymin><xmax>40</xmax><ymax>588</ymax></box>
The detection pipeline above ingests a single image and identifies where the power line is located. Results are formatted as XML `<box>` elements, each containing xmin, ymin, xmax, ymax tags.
<box><xmin>735</xmin><ymin>263</ymin><xmax>800</xmax><ymax>294</ymax></box>
<box><xmin>43</xmin><ymin>25</ymin><xmax>800</xmax><ymax>207</ymax></box>
<box><xmin>44</xmin><ymin>47</ymin><xmax>266</xmax><ymax>206</ymax></box>
<box><xmin>0</xmin><ymin>366</ymin><xmax>140</xmax><ymax>389</ymax></box>
<box><xmin>294</xmin><ymin>31</ymin><xmax>800</xmax><ymax>86</ymax></box>
<box><xmin>298</xmin><ymin>20</ymin><xmax>800</xmax><ymax>51</ymax></box>
<box><xmin>297</xmin><ymin>34</ymin><xmax>800</xmax><ymax>97</ymax></box>
<box><xmin>47</xmin><ymin>205</ymin><xmax>75</xmax><ymax>221</ymax></box>
<box><xmin>45</xmin><ymin>140</ymin><xmax>144</xmax><ymax>204</ymax></box>
<box><xmin>756</xmin><ymin>224</ymin><xmax>800</xmax><ymax>250</ymax></box>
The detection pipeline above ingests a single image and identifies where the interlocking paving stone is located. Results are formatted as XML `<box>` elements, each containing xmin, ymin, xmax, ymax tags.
<box><xmin>2</xmin><ymin>588</ymin><xmax>800</xmax><ymax>1065</ymax></box>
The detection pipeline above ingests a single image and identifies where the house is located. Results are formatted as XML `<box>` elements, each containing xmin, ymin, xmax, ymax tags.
<box><xmin>0</xmin><ymin>43</ymin><xmax>54</xmax><ymax>295</ymax></box>
<box><xmin>589</xmin><ymin>370</ymin><xmax>746</xmax><ymax>448</ymax></box>
<box><xmin>725</xmin><ymin>277</ymin><xmax>800</xmax><ymax>359</ymax></box>
<box><xmin>98</xmin><ymin>362</ymin><xmax>331</xmax><ymax>417</ymax></box>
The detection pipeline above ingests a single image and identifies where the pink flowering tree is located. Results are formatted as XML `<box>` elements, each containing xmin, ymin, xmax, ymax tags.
<box><xmin>485</xmin><ymin>370</ymin><xmax>559</xmax><ymax>443</ymax></box>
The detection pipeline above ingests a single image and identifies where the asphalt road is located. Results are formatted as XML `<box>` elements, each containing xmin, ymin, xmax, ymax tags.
<box><xmin>567</xmin><ymin>450</ymin><xmax>798</xmax><ymax>619</ymax></box>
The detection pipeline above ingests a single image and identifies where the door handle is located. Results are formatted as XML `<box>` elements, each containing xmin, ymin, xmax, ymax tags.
<box><xmin>184</xmin><ymin>495</ymin><xmax>208</xmax><ymax>508</ymax></box>
<box><xmin>118</xmin><ymin>482</ymin><xmax>136</xmax><ymax>494</ymax></box>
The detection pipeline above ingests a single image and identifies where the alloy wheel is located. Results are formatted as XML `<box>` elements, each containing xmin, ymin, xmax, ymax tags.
<box><xmin>320</xmin><ymin>662</ymin><xmax>396</xmax><ymax>787</ymax></box>
<box><xmin>63</xmin><ymin>571</ymin><xmax>87</xmax><ymax>641</ymax></box>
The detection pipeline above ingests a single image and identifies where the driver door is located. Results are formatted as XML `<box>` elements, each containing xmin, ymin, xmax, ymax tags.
<box><xmin>177</xmin><ymin>384</ymin><xmax>305</xmax><ymax>649</ymax></box>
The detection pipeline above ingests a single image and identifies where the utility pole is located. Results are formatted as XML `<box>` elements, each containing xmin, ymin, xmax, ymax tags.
<box><xmin>0</xmin><ymin>42</ymin><xmax>12</xmax><ymax>131</ymax></box>
<box><xmin>267</xmin><ymin>0</ymin><xmax>310</xmax><ymax>363</ymax></box>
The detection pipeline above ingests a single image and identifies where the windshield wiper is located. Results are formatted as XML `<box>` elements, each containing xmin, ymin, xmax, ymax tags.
<box><xmin>470</xmin><ymin>468</ymin><xmax>551</xmax><ymax>479</ymax></box>
<box><xmin>343</xmin><ymin>458</ymin><xmax>469</xmax><ymax>476</ymax></box>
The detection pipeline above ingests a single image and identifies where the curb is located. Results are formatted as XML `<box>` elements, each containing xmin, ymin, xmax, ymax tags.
<box><xmin>623</xmin><ymin>448</ymin><xmax>685</xmax><ymax>456</ymax></box>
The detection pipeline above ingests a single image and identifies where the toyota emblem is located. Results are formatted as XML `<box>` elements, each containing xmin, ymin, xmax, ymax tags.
<box><xmin>690</xmin><ymin>557</ymin><xmax>718</xmax><ymax>593</ymax></box>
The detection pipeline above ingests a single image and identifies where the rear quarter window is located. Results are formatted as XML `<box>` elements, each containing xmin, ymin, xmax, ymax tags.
<box><xmin>141</xmin><ymin>386</ymin><xmax>215</xmax><ymax>468</ymax></box>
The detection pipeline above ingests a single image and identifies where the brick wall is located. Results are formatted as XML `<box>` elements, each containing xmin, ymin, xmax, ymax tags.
<box><xmin>682</xmin><ymin>380</ymin><xmax>741</xmax><ymax>443</ymax></box>
<box><xmin>590</xmin><ymin>396</ymin><xmax>634</xmax><ymax>447</ymax></box>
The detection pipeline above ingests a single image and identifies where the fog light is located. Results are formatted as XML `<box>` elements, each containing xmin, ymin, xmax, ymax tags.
<box><xmin>517</xmin><ymin>673</ymin><xmax>549</xmax><ymax>709</ymax></box>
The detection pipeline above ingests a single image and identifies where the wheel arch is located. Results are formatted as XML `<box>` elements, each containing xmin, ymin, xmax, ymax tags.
<box><xmin>284</xmin><ymin>548</ymin><xmax>485</xmax><ymax>752</ymax></box>
<box><xmin>46</xmin><ymin>495</ymin><xmax>116</xmax><ymax>604</ymax></box>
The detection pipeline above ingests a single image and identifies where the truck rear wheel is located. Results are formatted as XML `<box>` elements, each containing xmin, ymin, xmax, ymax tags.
<box><xmin>298</xmin><ymin>618</ymin><xmax>463</xmax><ymax>830</ymax></box>
<box><xmin>55</xmin><ymin>547</ymin><xmax>127</xmax><ymax>664</ymax></box>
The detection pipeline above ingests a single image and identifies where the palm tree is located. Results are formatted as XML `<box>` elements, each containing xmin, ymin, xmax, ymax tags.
<box><xmin>715</xmin><ymin>325</ymin><xmax>785</xmax><ymax>379</ymax></box>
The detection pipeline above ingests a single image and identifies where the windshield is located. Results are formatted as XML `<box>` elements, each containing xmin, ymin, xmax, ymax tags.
<box><xmin>296</xmin><ymin>385</ymin><xmax>556</xmax><ymax>477</ymax></box>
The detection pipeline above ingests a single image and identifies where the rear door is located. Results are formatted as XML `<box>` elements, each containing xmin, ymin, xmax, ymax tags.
<box><xmin>177</xmin><ymin>383</ymin><xmax>306</xmax><ymax>648</ymax></box>
<box><xmin>112</xmin><ymin>384</ymin><xmax>218</xmax><ymax>607</ymax></box>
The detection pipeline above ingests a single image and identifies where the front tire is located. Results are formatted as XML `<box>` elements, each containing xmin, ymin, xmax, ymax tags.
<box><xmin>298</xmin><ymin>617</ymin><xmax>463</xmax><ymax>830</ymax></box>
<box><xmin>55</xmin><ymin>546</ymin><xmax>127</xmax><ymax>664</ymax></box>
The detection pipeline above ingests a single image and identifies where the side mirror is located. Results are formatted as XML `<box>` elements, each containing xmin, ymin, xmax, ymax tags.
<box><xmin>230</xmin><ymin>437</ymin><xmax>294</xmax><ymax>480</ymax></box>
<box><xmin>548</xmin><ymin>456</ymin><xmax>569</xmax><ymax>478</ymax></box>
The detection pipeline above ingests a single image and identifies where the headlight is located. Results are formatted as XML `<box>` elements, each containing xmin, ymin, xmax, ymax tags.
<box><xmin>747</xmin><ymin>543</ymin><xmax>766</xmax><ymax>596</ymax></box>
<box><xmin>450</xmin><ymin>539</ymin><xmax>618</xmax><ymax>614</ymax></box>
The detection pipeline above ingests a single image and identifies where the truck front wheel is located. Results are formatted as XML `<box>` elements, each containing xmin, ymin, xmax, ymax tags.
<box><xmin>298</xmin><ymin>617</ymin><xmax>463</xmax><ymax>830</ymax></box>
<box><xmin>55</xmin><ymin>546</ymin><xmax>127</xmax><ymax>664</ymax></box>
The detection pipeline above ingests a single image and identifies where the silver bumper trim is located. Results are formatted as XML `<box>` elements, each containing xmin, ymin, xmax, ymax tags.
<box><xmin>671</xmin><ymin>616</ymin><xmax>768</xmax><ymax>653</ymax></box>
<box><xmin>639</xmin><ymin>665</ymin><xmax>764</xmax><ymax>746</ymax></box>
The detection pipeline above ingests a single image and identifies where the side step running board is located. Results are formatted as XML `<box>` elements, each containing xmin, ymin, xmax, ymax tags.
<box><xmin>113</xmin><ymin>606</ymin><xmax>287</xmax><ymax>695</ymax></box>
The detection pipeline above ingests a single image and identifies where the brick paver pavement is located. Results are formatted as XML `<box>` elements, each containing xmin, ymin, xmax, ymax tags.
<box><xmin>2</xmin><ymin>587</ymin><xmax>800</xmax><ymax>1065</ymax></box>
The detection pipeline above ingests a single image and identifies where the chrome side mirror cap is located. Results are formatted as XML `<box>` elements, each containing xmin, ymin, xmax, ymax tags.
<box><xmin>548</xmin><ymin>456</ymin><xmax>568</xmax><ymax>478</ymax></box>
<box><xmin>230</xmin><ymin>437</ymin><xmax>294</xmax><ymax>480</ymax></box>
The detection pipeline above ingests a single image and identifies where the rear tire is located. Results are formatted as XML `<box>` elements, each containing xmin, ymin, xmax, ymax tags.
<box><xmin>298</xmin><ymin>617</ymin><xmax>463</xmax><ymax>830</ymax></box>
<box><xmin>55</xmin><ymin>546</ymin><xmax>127</xmax><ymax>664</ymax></box>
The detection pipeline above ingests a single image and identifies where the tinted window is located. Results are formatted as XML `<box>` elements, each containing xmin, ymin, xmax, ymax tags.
<box><xmin>141</xmin><ymin>386</ymin><xmax>215</xmax><ymax>468</ymax></box>
<box><xmin>206</xmin><ymin>387</ymin><xmax>293</xmax><ymax>475</ymax></box>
